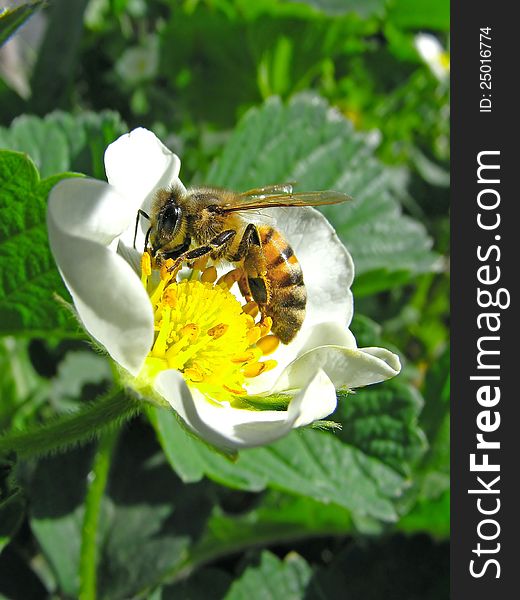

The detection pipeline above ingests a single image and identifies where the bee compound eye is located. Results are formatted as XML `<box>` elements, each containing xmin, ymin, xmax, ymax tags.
<box><xmin>159</xmin><ymin>205</ymin><xmax>181</xmax><ymax>233</ymax></box>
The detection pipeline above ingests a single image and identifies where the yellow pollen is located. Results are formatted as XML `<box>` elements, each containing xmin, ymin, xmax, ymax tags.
<box><xmin>247</xmin><ymin>326</ymin><xmax>262</xmax><ymax>346</ymax></box>
<box><xmin>163</xmin><ymin>287</ymin><xmax>177</xmax><ymax>307</ymax></box>
<box><xmin>141</xmin><ymin>252</ymin><xmax>152</xmax><ymax>284</ymax></box>
<box><xmin>207</xmin><ymin>323</ymin><xmax>228</xmax><ymax>339</ymax></box>
<box><xmin>259</xmin><ymin>317</ymin><xmax>273</xmax><ymax>336</ymax></box>
<box><xmin>192</xmin><ymin>256</ymin><xmax>209</xmax><ymax>271</ymax></box>
<box><xmin>201</xmin><ymin>266</ymin><xmax>218</xmax><ymax>283</ymax></box>
<box><xmin>257</xmin><ymin>334</ymin><xmax>280</xmax><ymax>355</ymax></box>
<box><xmin>217</xmin><ymin>268</ymin><xmax>242</xmax><ymax>289</ymax></box>
<box><xmin>232</xmin><ymin>348</ymin><xmax>262</xmax><ymax>364</ymax></box>
<box><xmin>243</xmin><ymin>360</ymin><xmax>277</xmax><ymax>378</ymax></box>
<box><xmin>139</xmin><ymin>261</ymin><xmax>278</xmax><ymax>399</ymax></box>
<box><xmin>242</xmin><ymin>301</ymin><xmax>259</xmax><ymax>318</ymax></box>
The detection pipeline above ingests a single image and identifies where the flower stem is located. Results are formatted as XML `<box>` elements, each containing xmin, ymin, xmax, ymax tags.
<box><xmin>0</xmin><ymin>389</ymin><xmax>140</xmax><ymax>458</ymax></box>
<box><xmin>79</xmin><ymin>429</ymin><xmax>119</xmax><ymax>600</ymax></box>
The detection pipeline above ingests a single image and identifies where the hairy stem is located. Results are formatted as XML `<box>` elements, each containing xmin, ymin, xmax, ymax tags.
<box><xmin>0</xmin><ymin>389</ymin><xmax>140</xmax><ymax>458</ymax></box>
<box><xmin>79</xmin><ymin>429</ymin><xmax>119</xmax><ymax>600</ymax></box>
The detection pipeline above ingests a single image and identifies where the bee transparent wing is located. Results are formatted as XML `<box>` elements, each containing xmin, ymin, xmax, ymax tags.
<box><xmin>240</xmin><ymin>183</ymin><xmax>296</xmax><ymax>197</ymax></box>
<box><xmin>221</xmin><ymin>188</ymin><xmax>352</xmax><ymax>212</ymax></box>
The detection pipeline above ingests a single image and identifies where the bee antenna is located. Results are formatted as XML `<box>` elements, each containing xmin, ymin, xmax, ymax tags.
<box><xmin>144</xmin><ymin>226</ymin><xmax>152</xmax><ymax>254</ymax></box>
<box><xmin>133</xmin><ymin>209</ymin><xmax>150</xmax><ymax>249</ymax></box>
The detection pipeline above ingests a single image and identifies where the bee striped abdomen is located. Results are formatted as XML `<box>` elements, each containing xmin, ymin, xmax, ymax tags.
<box><xmin>257</xmin><ymin>225</ymin><xmax>307</xmax><ymax>343</ymax></box>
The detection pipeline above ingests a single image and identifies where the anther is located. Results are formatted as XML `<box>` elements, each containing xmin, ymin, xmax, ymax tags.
<box><xmin>201</xmin><ymin>266</ymin><xmax>218</xmax><ymax>283</ymax></box>
<box><xmin>246</xmin><ymin>326</ymin><xmax>262</xmax><ymax>345</ymax></box>
<box><xmin>259</xmin><ymin>317</ymin><xmax>273</xmax><ymax>336</ymax></box>
<box><xmin>217</xmin><ymin>268</ymin><xmax>242</xmax><ymax>289</ymax></box>
<box><xmin>163</xmin><ymin>287</ymin><xmax>177</xmax><ymax>307</ymax></box>
<box><xmin>180</xmin><ymin>323</ymin><xmax>199</xmax><ymax>341</ymax></box>
<box><xmin>223</xmin><ymin>384</ymin><xmax>247</xmax><ymax>395</ymax></box>
<box><xmin>184</xmin><ymin>366</ymin><xmax>205</xmax><ymax>382</ymax></box>
<box><xmin>257</xmin><ymin>334</ymin><xmax>280</xmax><ymax>355</ymax></box>
<box><xmin>242</xmin><ymin>301</ymin><xmax>259</xmax><ymax>318</ymax></box>
<box><xmin>232</xmin><ymin>348</ymin><xmax>262</xmax><ymax>364</ymax></box>
<box><xmin>243</xmin><ymin>360</ymin><xmax>277</xmax><ymax>378</ymax></box>
<box><xmin>207</xmin><ymin>323</ymin><xmax>228</xmax><ymax>339</ymax></box>
<box><xmin>161</xmin><ymin>258</ymin><xmax>177</xmax><ymax>281</ymax></box>
<box><xmin>141</xmin><ymin>251</ymin><xmax>152</xmax><ymax>284</ymax></box>
<box><xmin>192</xmin><ymin>256</ymin><xmax>209</xmax><ymax>271</ymax></box>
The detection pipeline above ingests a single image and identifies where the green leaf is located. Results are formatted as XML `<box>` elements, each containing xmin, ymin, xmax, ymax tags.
<box><xmin>29</xmin><ymin>0</ymin><xmax>90</xmax><ymax>115</ymax></box>
<box><xmin>0</xmin><ymin>2</ymin><xmax>44</xmax><ymax>48</ymax></box>
<box><xmin>336</xmin><ymin>380</ymin><xmax>426</xmax><ymax>477</ymax></box>
<box><xmin>0</xmin><ymin>150</ymin><xmax>79</xmax><ymax>335</ymax></box>
<box><xmin>206</xmin><ymin>94</ymin><xmax>439</xmax><ymax>295</ymax></box>
<box><xmin>29</xmin><ymin>446</ymin><xmax>94</xmax><ymax>597</ymax></box>
<box><xmin>395</xmin><ymin>349</ymin><xmax>449</xmax><ymax>537</ymax></box>
<box><xmin>398</xmin><ymin>488</ymin><xmax>449</xmax><ymax>538</ymax></box>
<box><xmin>160</xmin><ymin>568</ymin><xmax>232</xmax><ymax>600</ymax></box>
<box><xmin>148</xmin><ymin>406</ymin><xmax>410</xmax><ymax>523</ymax></box>
<box><xmin>175</xmin><ymin>491</ymin><xmax>352</xmax><ymax>579</ymax></box>
<box><xmin>0</xmin><ymin>111</ymin><xmax>127</xmax><ymax>179</ymax></box>
<box><xmin>28</xmin><ymin>426</ymin><xmax>204</xmax><ymax>600</ymax></box>
<box><xmin>224</xmin><ymin>551</ymin><xmax>312</xmax><ymax>600</ymax></box>
<box><xmin>0</xmin><ymin>456</ymin><xmax>25</xmax><ymax>555</ymax></box>
<box><xmin>287</xmin><ymin>0</ymin><xmax>385</xmax><ymax>18</ymax></box>
<box><xmin>386</xmin><ymin>0</ymin><xmax>450</xmax><ymax>31</ymax></box>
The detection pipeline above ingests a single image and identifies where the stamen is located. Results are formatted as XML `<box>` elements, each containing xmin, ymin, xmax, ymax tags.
<box><xmin>243</xmin><ymin>360</ymin><xmax>277</xmax><ymax>378</ymax></box>
<box><xmin>201</xmin><ymin>266</ymin><xmax>218</xmax><ymax>283</ymax></box>
<box><xmin>180</xmin><ymin>323</ymin><xmax>199</xmax><ymax>341</ymax></box>
<box><xmin>192</xmin><ymin>256</ymin><xmax>209</xmax><ymax>271</ymax></box>
<box><xmin>141</xmin><ymin>251</ymin><xmax>152</xmax><ymax>285</ymax></box>
<box><xmin>257</xmin><ymin>334</ymin><xmax>280</xmax><ymax>355</ymax></box>
<box><xmin>242</xmin><ymin>301</ymin><xmax>259</xmax><ymax>318</ymax></box>
<box><xmin>246</xmin><ymin>326</ymin><xmax>262</xmax><ymax>346</ymax></box>
<box><xmin>184</xmin><ymin>366</ymin><xmax>205</xmax><ymax>382</ymax></box>
<box><xmin>151</xmin><ymin>308</ymin><xmax>171</xmax><ymax>357</ymax></box>
<box><xmin>161</xmin><ymin>287</ymin><xmax>176</xmax><ymax>308</ymax></box>
<box><xmin>140</xmin><ymin>261</ymin><xmax>280</xmax><ymax>399</ymax></box>
<box><xmin>207</xmin><ymin>323</ymin><xmax>228</xmax><ymax>339</ymax></box>
<box><xmin>232</xmin><ymin>348</ymin><xmax>262</xmax><ymax>364</ymax></box>
<box><xmin>259</xmin><ymin>317</ymin><xmax>273</xmax><ymax>336</ymax></box>
<box><xmin>217</xmin><ymin>268</ymin><xmax>242</xmax><ymax>289</ymax></box>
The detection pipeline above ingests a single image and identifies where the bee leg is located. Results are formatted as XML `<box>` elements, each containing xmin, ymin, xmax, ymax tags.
<box><xmin>229</xmin><ymin>224</ymin><xmax>263</xmax><ymax>303</ymax></box>
<box><xmin>133</xmin><ymin>209</ymin><xmax>150</xmax><ymax>249</ymax></box>
<box><xmin>231</xmin><ymin>224</ymin><xmax>271</xmax><ymax>308</ymax></box>
<box><xmin>167</xmin><ymin>230</ymin><xmax>236</xmax><ymax>272</ymax></box>
<box><xmin>229</xmin><ymin>223</ymin><xmax>261</xmax><ymax>261</ymax></box>
<box><xmin>238</xmin><ymin>273</ymin><xmax>253</xmax><ymax>302</ymax></box>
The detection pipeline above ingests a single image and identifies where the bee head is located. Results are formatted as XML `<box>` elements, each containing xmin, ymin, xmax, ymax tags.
<box><xmin>148</xmin><ymin>201</ymin><xmax>190</xmax><ymax>262</ymax></box>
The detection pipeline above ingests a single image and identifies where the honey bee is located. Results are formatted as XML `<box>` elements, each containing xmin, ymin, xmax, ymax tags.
<box><xmin>135</xmin><ymin>183</ymin><xmax>351</xmax><ymax>344</ymax></box>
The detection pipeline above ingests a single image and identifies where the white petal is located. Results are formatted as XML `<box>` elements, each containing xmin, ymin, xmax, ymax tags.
<box><xmin>155</xmin><ymin>368</ymin><xmax>336</xmax><ymax>450</ymax></box>
<box><xmin>48</xmin><ymin>178</ymin><xmax>136</xmax><ymax>245</ymax></box>
<box><xmin>265</xmin><ymin>207</ymin><xmax>354</xmax><ymax>330</ymax></box>
<box><xmin>289</xmin><ymin>368</ymin><xmax>337</xmax><ymax>428</ymax></box>
<box><xmin>243</xmin><ymin>322</ymin><xmax>356</xmax><ymax>396</ymax></box>
<box><xmin>415</xmin><ymin>33</ymin><xmax>443</xmax><ymax>63</ymax></box>
<box><xmin>104</xmin><ymin>127</ymin><xmax>181</xmax><ymax>216</ymax></box>
<box><xmin>295</xmin><ymin>322</ymin><xmax>357</xmax><ymax>357</ymax></box>
<box><xmin>273</xmin><ymin>345</ymin><xmax>401</xmax><ymax>392</ymax></box>
<box><xmin>47</xmin><ymin>217</ymin><xmax>154</xmax><ymax>374</ymax></box>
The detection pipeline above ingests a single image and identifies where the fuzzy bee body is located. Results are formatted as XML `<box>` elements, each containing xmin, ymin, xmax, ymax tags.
<box><xmin>253</xmin><ymin>225</ymin><xmax>306</xmax><ymax>343</ymax></box>
<box><xmin>140</xmin><ymin>183</ymin><xmax>351</xmax><ymax>344</ymax></box>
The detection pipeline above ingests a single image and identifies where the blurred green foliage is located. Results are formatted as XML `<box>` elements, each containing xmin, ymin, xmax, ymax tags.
<box><xmin>0</xmin><ymin>0</ymin><xmax>449</xmax><ymax>598</ymax></box>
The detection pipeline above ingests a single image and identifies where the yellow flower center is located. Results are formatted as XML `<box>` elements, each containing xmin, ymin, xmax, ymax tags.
<box><xmin>139</xmin><ymin>252</ymin><xmax>279</xmax><ymax>399</ymax></box>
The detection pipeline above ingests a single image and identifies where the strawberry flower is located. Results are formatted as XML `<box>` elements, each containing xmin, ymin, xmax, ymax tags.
<box><xmin>47</xmin><ymin>128</ymin><xmax>401</xmax><ymax>450</ymax></box>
